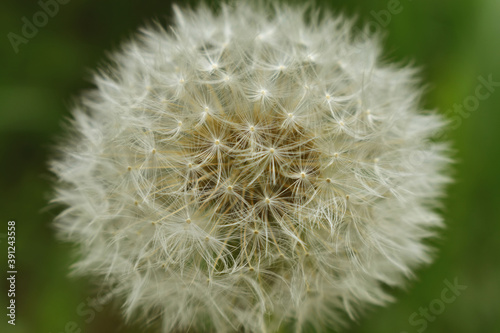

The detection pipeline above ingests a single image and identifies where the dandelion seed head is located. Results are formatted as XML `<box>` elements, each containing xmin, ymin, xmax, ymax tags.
<box><xmin>51</xmin><ymin>2</ymin><xmax>451</xmax><ymax>333</ymax></box>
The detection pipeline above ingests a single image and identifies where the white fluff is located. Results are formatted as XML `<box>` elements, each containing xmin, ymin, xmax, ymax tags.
<box><xmin>51</xmin><ymin>2</ymin><xmax>451</xmax><ymax>332</ymax></box>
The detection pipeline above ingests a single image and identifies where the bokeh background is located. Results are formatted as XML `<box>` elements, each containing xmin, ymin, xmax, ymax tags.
<box><xmin>1</xmin><ymin>0</ymin><xmax>499</xmax><ymax>332</ymax></box>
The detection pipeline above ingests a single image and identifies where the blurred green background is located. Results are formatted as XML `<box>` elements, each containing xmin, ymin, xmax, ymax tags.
<box><xmin>1</xmin><ymin>0</ymin><xmax>499</xmax><ymax>332</ymax></box>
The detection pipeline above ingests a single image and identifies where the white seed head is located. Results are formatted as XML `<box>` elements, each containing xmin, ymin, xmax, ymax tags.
<box><xmin>51</xmin><ymin>2</ymin><xmax>451</xmax><ymax>333</ymax></box>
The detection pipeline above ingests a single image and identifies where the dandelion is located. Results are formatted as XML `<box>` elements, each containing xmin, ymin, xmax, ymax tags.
<box><xmin>51</xmin><ymin>2</ymin><xmax>451</xmax><ymax>332</ymax></box>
